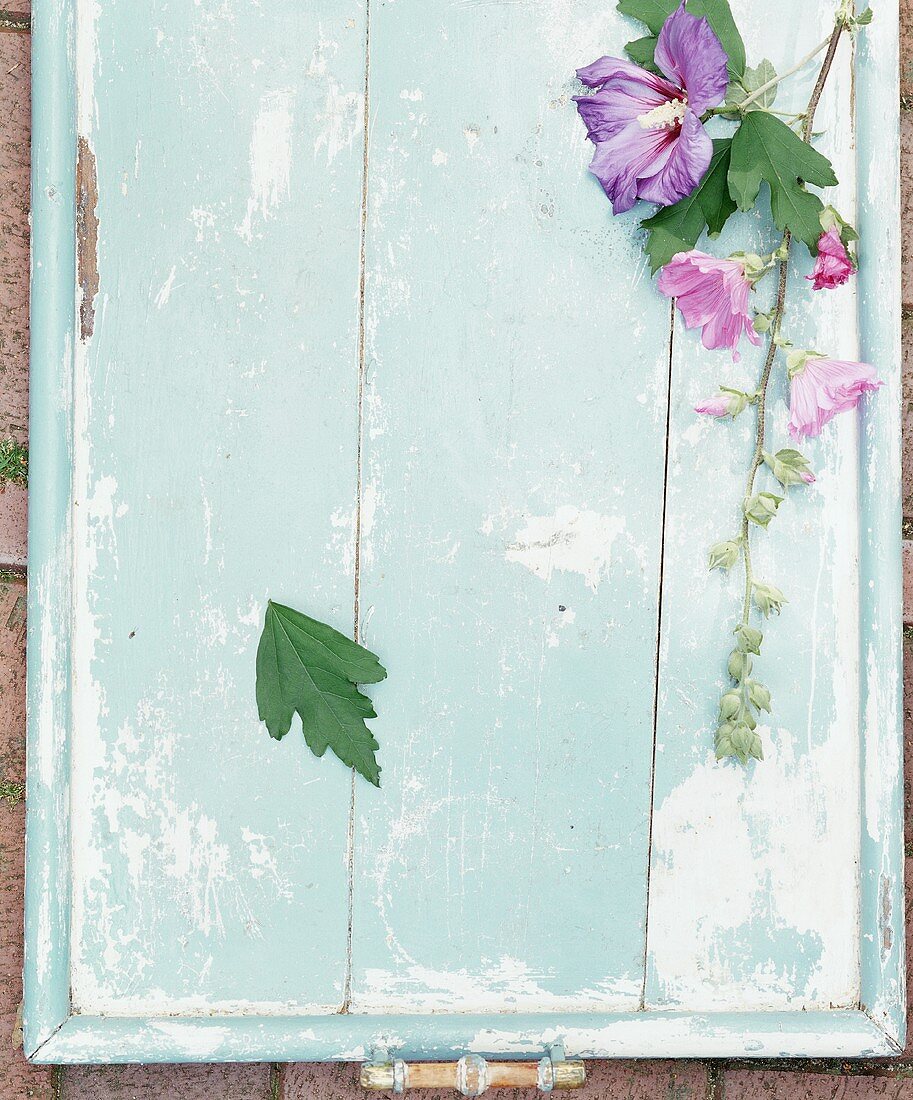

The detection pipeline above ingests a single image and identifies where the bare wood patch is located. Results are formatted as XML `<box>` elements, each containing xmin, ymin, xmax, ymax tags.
<box><xmin>76</xmin><ymin>136</ymin><xmax>99</xmax><ymax>342</ymax></box>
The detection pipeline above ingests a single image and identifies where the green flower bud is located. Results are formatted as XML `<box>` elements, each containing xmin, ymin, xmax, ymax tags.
<box><xmin>745</xmin><ymin>491</ymin><xmax>784</xmax><ymax>528</ymax></box>
<box><xmin>728</xmin><ymin>648</ymin><xmax>752</xmax><ymax>680</ymax></box>
<box><xmin>753</xmin><ymin>581</ymin><xmax>787</xmax><ymax>617</ymax></box>
<box><xmin>719</xmin><ymin>691</ymin><xmax>742</xmax><ymax>720</ymax></box>
<box><xmin>715</xmin><ymin>732</ymin><xmax>735</xmax><ymax>761</ymax></box>
<box><xmin>749</xmin><ymin>733</ymin><xmax>764</xmax><ymax>761</ymax></box>
<box><xmin>748</xmin><ymin>681</ymin><xmax>772</xmax><ymax>713</ymax></box>
<box><xmin>731</xmin><ymin>723</ymin><xmax>754</xmax><ymax>764</ymax></box>
<box><xmin>708</xmin><ymin>539</ymin><xmax>741</xmax><ymax>571</ymax></box>
<box><xmin>734</xmin><ymin>623</ymin><xmax>763</xmax><ymax>655</ymax></box>
<box><xmin>762</xmin><ymin>448</ymin><xmax>816</xmax><ymax>488</ymax></box>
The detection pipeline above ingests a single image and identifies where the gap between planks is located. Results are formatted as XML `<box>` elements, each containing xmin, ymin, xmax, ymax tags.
<box><xmin>639</xmin><ymin>301</ymin><xmax>676</xmax><ymax>1011</ymax></box>
<box><xmin>341</xmin><ymin>0</ymin><xmax>373</xmax><ymax>1017</ymax></box>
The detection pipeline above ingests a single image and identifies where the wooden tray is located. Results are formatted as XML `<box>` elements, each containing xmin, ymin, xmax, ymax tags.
<box><xmin>24</xmin><ymin>0</ymin><xmax>904</xmax><ymax>1063</ymax></box>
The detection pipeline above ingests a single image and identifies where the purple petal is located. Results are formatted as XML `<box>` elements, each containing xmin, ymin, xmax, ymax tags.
<box><xmin>637</xmin><ymin>108</ymin><xmax>712</xmax><ymax>208</ymax></box>
<box><xmin>654</xmin><ymin>3</ymin><xmax>729</xmax><ymax>115</ymax></box>
<box><xmin>573</xmin><ymin>60</ymin><xmax>680</xmax><ymax>143</ymax></box>
<box><xmin>587</xmin><ymin>123</ymin><xmax>675</xmax><ymax>215</ymax></box>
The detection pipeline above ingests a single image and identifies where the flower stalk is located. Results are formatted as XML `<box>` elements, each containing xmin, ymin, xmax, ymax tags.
<box><xmin>715</xmin><ymin>19</ymin><xmax>847</xmax><ymax>765</ymax></box>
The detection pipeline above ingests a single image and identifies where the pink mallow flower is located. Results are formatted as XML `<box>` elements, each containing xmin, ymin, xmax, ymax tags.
<box><xmin>788</xmin><ymin>355</ymin><xmax>883</xmax><ymax>441</ymax></box>
<box><xmin>807</xmin><ymin>227</ymin><xmax>855</xmax><ymax>291</ymax></box>
<box><xmin>695</xmin><ymin>391</ymin><xmax>746</xmax><ymax>418</ymax></box>
<box><xmin>573</xmin><ymin>3</ymin><xmax>729</xmax><ymax>214</ymax></box>
<box><xmin>658</xmin><ymin>250</ymin><xmax>762</xmax><ymax>361</ymax></box>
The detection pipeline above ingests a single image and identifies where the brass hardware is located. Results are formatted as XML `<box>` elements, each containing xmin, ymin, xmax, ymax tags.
<box><xmin>360</xmin><ymin>1048</ymin><xmax>586</xmax><ymax>1095</ymax></box>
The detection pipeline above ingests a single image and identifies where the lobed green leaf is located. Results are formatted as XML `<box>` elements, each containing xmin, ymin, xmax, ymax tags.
<box><xmin>255</xmin><ymin>600</ymin><xmax>386</xmax><ymax>786</ymax></box>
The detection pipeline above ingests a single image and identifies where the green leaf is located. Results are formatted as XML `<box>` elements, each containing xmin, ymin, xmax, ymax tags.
<box><xmin>255</xmin><ymin>600</ymin><xmax>386</xmax><ymax>786</ymax></box>
<box><xmin>623</xmin><ymin>35</ymin><xmax>663</xmax><ymax>74</ymax></box>
<box><xmin>725</xmin><ymin>59</ymin><xmax>778</xmax><ymax>112</ymax></box>
<box><xmin>728</xmin><ymin>111</ymin><xmax>839</xmax><ymax>253</ymax></box>
<box><xmin>641</xmin><ymin>139</ymin><xmax>736</xmax><ymax>272</ymax></box>
<box><xmin>617</xmin><ymin>0</ymin><xmax>746</xmax><ymax>80</ymax></box>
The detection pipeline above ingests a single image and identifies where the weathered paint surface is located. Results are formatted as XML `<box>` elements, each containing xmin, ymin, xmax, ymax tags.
<box><xmin>645</xmin><ymin>10</ymin><xmax>862</xmax><ymax>1013</ymax></box>
<box><xmin>350</xmin><ymin>0</ymin><xmax>669</xmax><ymax>1015</ymax></box>
<box><xmin>24</xmin><ymin>0</ymin><xmax>904</xmax><ymax>1064</ymax></box>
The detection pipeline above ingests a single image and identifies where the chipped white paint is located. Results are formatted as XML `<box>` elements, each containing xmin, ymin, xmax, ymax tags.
<box><xmin>153</xmin><ymin>266</ymin><xmax>178</xmax><ymax>309</ymax></box>
<box><xmin>503</xmin><ymin>507</ymin><xmax>625</xmax><ymax>592</ymax></box>
<box><xmin>25</xmin><ymin>0</ymin><xmax>903</xmax><ymax>1063</ymax></box>
<box><xmin>238</xmin><ymin>91</ymin><xmax>295</xmax><ymax>241</ymax></box>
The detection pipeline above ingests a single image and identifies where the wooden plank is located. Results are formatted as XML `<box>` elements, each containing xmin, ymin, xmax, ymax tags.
<box><xmin>66</xmin><ymin>0</ymin><xmax>368</xmax><ymax>1013</ymax></box>
<box><xmin>645</xmin><ymin>9</ymin><xmax>863</xmax><ymax>1011</ymax></box>
<box><xmin>349</xmin><ymin>0</ymin><xmax>672</xmax><ymax>1013</ymax></box>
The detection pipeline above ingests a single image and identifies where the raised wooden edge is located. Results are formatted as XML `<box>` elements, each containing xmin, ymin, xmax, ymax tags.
<box><xmin>23</xmin><ymin>0</ymin><xmax>77</xmax><ymax>1060</ymax></box>
<box><xmin>22</xmin><ymin>0</ymin><xmax>906</xmax><ymax>1064</ymax></box>
<box><xmin>854</xmin><ymin>0</ymin><xmax>906</xmax><ymax>1055</ymax></box>
<box><xmin>25</xmin><ymin>1009</ymin><xmax>901</xmax><ymax>1064</ymax></box>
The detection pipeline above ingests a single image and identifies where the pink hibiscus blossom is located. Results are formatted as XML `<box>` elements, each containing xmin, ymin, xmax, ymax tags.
<box><xmin>695</xmin><ymin>394</ymin><xmax>734</xmax><ymax>417</ymax></box>
<box><xmin>695</xmin><ymin>391</ymin><xmax>747</xmax><ymax>418</ymax></box>
<box><xmin>788</xmin><ymin>355</ymin><xmax>883</xmax><ymax>441</ymax></box>
<box><xmin>806</xmin><ymin>227</ymin><xmax>855</xmax><ymax>291</ymax></box>
<box><xmin>573</xmin><ymin>3</ymin><xmax>729</xmax><ymax>214</ymax></box>
<box><xmin>657</xmin><ymin>250</ymin><xmax>762</xmax><ymax>361</ymax></box>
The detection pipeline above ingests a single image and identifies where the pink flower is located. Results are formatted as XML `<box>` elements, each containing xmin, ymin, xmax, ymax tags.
<box><xmin>800</xmin><ymin>470</ymin><xmax>816</xmax><ymax>484</ymax></box>
<box><xmin>695</xmin><ymin>394</ymin><xmax>732</xmax><ymax>417</ymax></box>
<box><xmin>807</xmin><ymin>227</ymin><xmax>855</xmax><ymax>291</ymax></box>
<box><xmin>658</xmin><ymin>250</ymin><xmax>762</xmax><ymax>361</ymax></box>
<box><xmin>573</xmin><ymin>3</ymin><xmax>729</xmax><ymax>214</ymax></box>
<box><xmin>788</xmin><ymin>356</ymin><xmax>883</xmax><ymax>441</ymax></box>
<box><xmin>695</xmin><ymin>391</ymin><xmax>747</xmax><ymax>418</ymax></box>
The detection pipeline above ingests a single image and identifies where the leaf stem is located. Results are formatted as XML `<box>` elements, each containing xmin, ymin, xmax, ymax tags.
<box><xmin>738</xmin><ymin>20</ymin><xmax>845</xmax><ymax>628</ymax></box>
<box><xmin>737</xmin><ymin>33</ymin><xmax>833</xmax><ymax>111</ymax></box>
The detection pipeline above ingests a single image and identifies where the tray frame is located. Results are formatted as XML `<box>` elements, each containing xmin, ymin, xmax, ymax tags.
<box><xmin>23</xmin><ymin>0</ymin><xmax>905</xmax><ymax>1063</ymax></box>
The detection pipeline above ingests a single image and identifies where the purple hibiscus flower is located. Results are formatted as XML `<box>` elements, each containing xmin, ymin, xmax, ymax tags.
<box><xmin>574</xmin><ymin>3</ymin><xmax>729</xmax><ymax>214</ymax></box>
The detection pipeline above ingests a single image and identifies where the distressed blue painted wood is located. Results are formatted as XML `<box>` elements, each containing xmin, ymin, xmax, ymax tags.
<box><xmin>350</xmin><ymin>0</ymin><xmax>670</xmax><ymax>1016</ymax></box>
<box><xmin>25</xmin><ymin>0</ymin><xmax>903</xmax><ymax>1063</ymax></box>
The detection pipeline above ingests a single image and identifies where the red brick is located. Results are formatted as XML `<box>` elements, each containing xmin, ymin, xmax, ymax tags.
<box><xmin>723</xmin><ymin>1068</ymin><xmax>913</xmax><ymax>1098</ymax></box>
<box><xmin>903</xmin><ymin>0</ymin><xmax>913</xmax><ymax>103</ymax></box>
<box><xmin>0</xmin><ymin>579</ymin><xmax>54</xmax><ymax>1100</ymax></box>
<box><xmin>0</xmin><ymin>25</ymin><xmax>30</xmax><ymax>442</ymax></box>
<box><xmin>904</xmin><ymin>321</ymin><xmax>913</xmax><ymax>523</ymax></box>
<box><xmin>60</xmin><ymin>1063</ymin><xmax>273</xmax><ymax>1099</ymax></box>
<box><xmin>0</xmin><ymin>485</ymin><xmax>26</xmax><ymax>569</ymax></box>
<box><xmin>280</xmin><ymin>1060</ymin><xmax>708</xmax><ymax>1100</ymax></box>
<box><xmin>903</xmin><ymin>114</ymin><xmax>913</xmax><ymax>311</ymax></box>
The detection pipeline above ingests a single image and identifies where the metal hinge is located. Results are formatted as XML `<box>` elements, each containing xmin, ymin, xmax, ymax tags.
<box><xmin>360</xmin><ymin>1044</ymin><xmax>586</xmax><ymax>1095</ymax></box>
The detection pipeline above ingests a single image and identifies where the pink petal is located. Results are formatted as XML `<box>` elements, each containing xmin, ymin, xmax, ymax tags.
<box><xmin>587</xmin><ymin>122</ymin><xmax>676</xmax><ymax>215</ymax></box>
<box><xmin>637</xmin><ymin>108</ymin><xmax>713</xmax><ymax>209</ymax></box>
<box><xmin>653</xmin><ymin>2</ymin><xmax>730</xmax><ymax>115</ymax></box>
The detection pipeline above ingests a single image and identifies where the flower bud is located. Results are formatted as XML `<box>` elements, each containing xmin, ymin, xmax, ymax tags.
<box><xmin>753</xmin><ymin>582</ymin><xmax>787</xmax><ymax>617</ymax></box>
<box><xmin>745</xmin><ymin>491</ymin><xmax>784</xmax><ymax>528</ymax></box>
<box><xmin>762</xmin><ymin>448</ymin><xmax>816</xmax><ymax>488</ymax></box>
<box><xmin>728</xmin><ymin>648</ymin><xmax>752</xmax><ymax>680</ymax></box>
<box><xmin>719</xmin><ymin>691</ymin><xmax>742</xmax><ymax>720</ymax></box>
<box><xmin>734</xmin><ymin>623</ymin><xmax>763</xmax><ymax>655</ymax></box>
<box><xmin>708</xmin><ymin>539</ymin><xmax>741</xmax><ymax>571</ymax></box>
<box><xmin>748</xmin><ymin>681</ymin><xmax>772</xmax><ymax>713</ymax></box>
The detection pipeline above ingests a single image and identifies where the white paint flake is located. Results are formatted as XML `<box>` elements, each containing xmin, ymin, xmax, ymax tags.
<box><xmin>504</xmin><ymin>507</ymin><xmax>625</xmax><ymax>591</ymax></box>
<box><xmin>238</xmin><ymin>91</ymin><xmax>295</xmax><ymax>242</ymax></box>
<box><xmin>153</xmin><ymin>266</ymin><xmax>178</xmax><ymax>309</ymax></box>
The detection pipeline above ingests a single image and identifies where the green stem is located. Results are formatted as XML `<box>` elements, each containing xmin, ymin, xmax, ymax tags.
<box><xmin>737</xmin><ymin>34</ymin><xmax>833</xmax><ymax>111</ymax></box>
<box><xmin>738</xmin><ymin>20</ymin><xmax>845</xmax><ymax>628</ymax></box>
